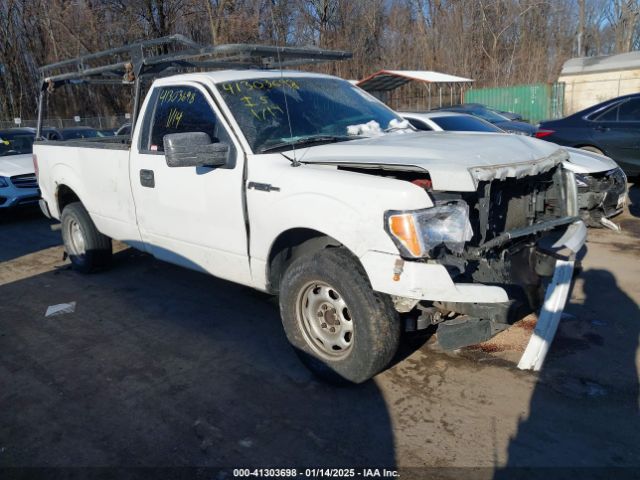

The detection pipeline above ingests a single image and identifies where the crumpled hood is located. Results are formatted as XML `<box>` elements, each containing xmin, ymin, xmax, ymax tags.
<box><xmin>0</xmin><ymin>154</ymin><xmax>34</xmax><ymax>177</ymax></box>
<box><xmin>299</xmin><ymin>131</ymin><xmax>567</xmax><ymax>191</ymax></box>
<box><xmin>562</xmin><ymin>147</ymin><xmax>619</xmax><ymax>174</ymax></box>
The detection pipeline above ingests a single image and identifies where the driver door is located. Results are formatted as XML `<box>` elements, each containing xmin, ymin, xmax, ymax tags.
<box><xmin>129</xmin><ymin>82</ymin><xmax>251</xmax><ymax>286</ymax></box>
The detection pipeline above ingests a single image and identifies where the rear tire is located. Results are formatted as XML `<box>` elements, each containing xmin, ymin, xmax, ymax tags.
<box><xmin>579</xmin><ymin>145</ymin><xmax>605</xmax><ymax>156</ymax></box>
<box><xmin>279</xmin><ymin>247</ymin><xmax>401</xmax><ymax>384</ymax></box>
<box><xmin>61</xmin><ymin>202</ymin><xmax>112</xmax><ymax>273</ymax></box>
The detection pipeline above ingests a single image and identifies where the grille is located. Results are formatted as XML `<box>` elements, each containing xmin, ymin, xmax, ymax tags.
<box><xmin>10</xmin><ymin>174</ymin><xmax>38</xmax><ymax>189</ymax></box>
<box><xmin>465</xmin><ymin>166</ymin><xmax>565</xmax><ymax>246</ymax></box>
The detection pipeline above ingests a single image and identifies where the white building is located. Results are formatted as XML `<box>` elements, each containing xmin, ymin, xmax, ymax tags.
<box><xmin>559</xmin><ymin>51</ymin><xmax>640</xmax><ymax>115</ymax></box>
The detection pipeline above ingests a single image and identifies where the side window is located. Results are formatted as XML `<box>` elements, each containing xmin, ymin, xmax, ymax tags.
<box><xmin>148</xmin><ymin>86</ymin><xmax>218</xmax><ymax>152</ymax></box>
<box><xmin>595</xmin><ymin>104</ymin><xmax>619</xmax><ymax>122</ymax></box>
<box><xmin>618</xmin><ymin>99</ymin><xmax>640</xmax><ymax>122</ymax></box>
<box><xmin>407</xmin><ymin>118</ymin><xmax>432</xmax><ymax>131</ymax></box>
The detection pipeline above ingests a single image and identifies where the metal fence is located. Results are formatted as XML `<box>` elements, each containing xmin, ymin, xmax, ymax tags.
<box><xmin>464</xmin><ymin>83</ymin><xmax>565</xmax><ymax>124</ymax></box>
<box><xmin>0</xmin><ymin>115</ymin><xmax>130</xmax><ymax>131</ymax></box>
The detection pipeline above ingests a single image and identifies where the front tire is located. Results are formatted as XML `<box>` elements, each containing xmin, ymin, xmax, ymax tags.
<box><xmin>61</xmin><ymin>202</ymin><xmax>112</xmax><ymax>273</ymax></box>
<box><xmin>279</xmin><ymin>248</ymin><xmax>401</xmax><ymax>384</ymax></box>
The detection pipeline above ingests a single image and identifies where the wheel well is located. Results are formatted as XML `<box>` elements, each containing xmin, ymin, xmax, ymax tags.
<box><xmin>57</xmin><ymin>185</ymin><xmax>80</xmax><ymax>213</ymax></box>
<box><xmin>267</xmin><ymin>228</ymin><xmax>342</xmax><ymax>294</ymax></box>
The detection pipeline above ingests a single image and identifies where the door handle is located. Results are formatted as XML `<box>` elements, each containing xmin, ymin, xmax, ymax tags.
<box><xmin>140</xmin><ymin>169</ymin><xmax>155</xmax><ymax>188</ymax></box>
<box><xmin>594</xmin><ymin>125</ymin><xmax>610</xmax><ymax>132</ymax></box>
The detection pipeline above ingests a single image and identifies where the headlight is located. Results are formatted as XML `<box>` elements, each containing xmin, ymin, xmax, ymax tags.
<box><xmin>613</xmin><ymin>167</ymin><xmax>627</xmax><ymax>184</ymax></box>
<box><xmin>574</xmin><ymin>173</ymin><xmax>590</xmax><ymax>188</ymax></box>
<box><xmin>385</xmin><ymin>201</ymin><xmax>473</xmax><ymax>258</ymax></box>
<box><xmin>0</xmin><ymin>176</ymin><xmax>9</xmax><ymax>188</ymax></box>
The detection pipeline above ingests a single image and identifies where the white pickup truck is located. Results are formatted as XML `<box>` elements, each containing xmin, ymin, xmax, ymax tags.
<box><xmin>34</xmin><ymin>60</ymin><xmax>587</xmax><ymax>382</ymax></box>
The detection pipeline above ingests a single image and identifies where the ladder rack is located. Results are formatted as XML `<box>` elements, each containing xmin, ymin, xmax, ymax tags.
<box><xmin>36</xmin><ymin>34</ymin><xmax>352</xmax><ymax>136</ymax></box>
<box><xmin>39</xmin><ymin>34</ymin><xmax>351</xmax><ymax>90</ymax></box>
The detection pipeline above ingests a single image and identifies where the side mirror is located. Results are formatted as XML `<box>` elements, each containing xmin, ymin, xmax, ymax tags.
<box><xmin>163</xmin><ymin>132</ymin><xmax>230</xmax><ymax>168</ymax></box>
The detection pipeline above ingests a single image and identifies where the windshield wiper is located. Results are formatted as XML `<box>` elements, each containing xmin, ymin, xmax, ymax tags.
<box><xmin>384</xmin><ymin>124</ymin><xmax>413</xmax><ymax>133</ymax></box>
<box><xmin>259</xmin><ymin>135</ymin><xmax>355</xmax><ymax>153</ymax></box>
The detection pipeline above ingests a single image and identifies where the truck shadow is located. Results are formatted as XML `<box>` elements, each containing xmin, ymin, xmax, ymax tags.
<box><xmin>626</xmin><ymin>181</ymin><xmax>639</xmax><ymax>218</ymax></box>
<box><xmin>0</xmin><ymin>245</ymin><xmax>397</xmax><ymax>468</ymax></box>
<box><xmin>495</xmin><ymin>268</ymin><xmax>640</xmax><ymax>476</ymax></box>
<box><xmin>0</xmin><ymin>207</ymin><xmax>59</xmax><ymax>262</ymax></box>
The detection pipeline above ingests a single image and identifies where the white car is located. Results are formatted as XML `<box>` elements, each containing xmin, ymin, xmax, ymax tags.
<box><xmin>401</xmin><ymin>111</ymin><xmax>628</xmax><ymax>227</ymax></box>
<box><xmin>34</xmin><ymin>46</ymin><xmax>586</xmax><ymax>383</ymax></box>
<box><xmin>0</xmin><ymin>130</ymin><xmax>40</xmax><ymax>210</ymax></box>
<box><xmin>401</xmin><ymin>111</ymin><xmax>501</xmax><ymax>133</ymax></box>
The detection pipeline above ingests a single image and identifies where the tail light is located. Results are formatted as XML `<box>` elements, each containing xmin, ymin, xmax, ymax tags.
<box><xmin>411</xmin><ymin>178</ymin><xmax>432</xmax><ymax>190</ymax></box>
<box><xmin>535</xmin><ymin>129</ymin><xmax>554</xmax><ymax>139</ymax></box>
<box><xmin>33</xmin><ymin>154</ymin><xmax>39</xmax><ymax>179</ymax></box>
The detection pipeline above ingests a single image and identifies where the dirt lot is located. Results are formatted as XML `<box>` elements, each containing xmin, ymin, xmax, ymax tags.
<box><xmin>1</xmin><ymin>186</ymin><xmax>639</xmax><ymax>477</ymax></box>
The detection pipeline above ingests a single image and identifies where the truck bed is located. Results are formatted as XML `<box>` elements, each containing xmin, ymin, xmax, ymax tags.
<box><xmin>39</xmin><ymin>135</ymin><xmax>131</xmax><ymax>150</ymax></box>
<box><xmin>34</xmin><ymin>138</ymin><xmax>140</xmax><ymax>244</ymax></box>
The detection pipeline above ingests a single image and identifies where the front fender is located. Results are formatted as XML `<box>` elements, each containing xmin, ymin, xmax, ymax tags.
<box><xmin>256</xmin><ymin>191</ymin><xmax>394</xmax><ymax>260</ymax></box>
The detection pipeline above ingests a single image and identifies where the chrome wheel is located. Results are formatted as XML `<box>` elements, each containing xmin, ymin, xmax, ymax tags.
<box><xmin>66</xmin><ymin>218</ymin><xmax>86</xmax><ymax>256</ymax></box>
<box><xmin>296</xmin><ymin>281</ymin><xmax>354</xmax><ymax>360</ymax></box>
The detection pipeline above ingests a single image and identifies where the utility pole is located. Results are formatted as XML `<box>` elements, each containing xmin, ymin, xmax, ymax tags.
<box><xmin>577</xmin><ymin>0</ymin><xmax>585</xmax><ymax>57</ymax></box>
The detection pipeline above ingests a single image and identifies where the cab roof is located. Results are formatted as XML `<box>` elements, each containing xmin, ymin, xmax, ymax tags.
<box><xmin>153</xmin><ymin>69</ymin><xmax>338</xmax><ymax>86</ymax></box>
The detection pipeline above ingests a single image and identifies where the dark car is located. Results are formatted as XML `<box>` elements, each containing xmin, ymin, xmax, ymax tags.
<box><xmin>59</xmin><ymin>127</ymin><xmax>101</xmax><ymax>140</ymax></box>
<box><xmin>115</xmin><ymin>123</ymin><xmax>132</xmax><ymax>136</ymax></box>
<box><xmin>537</xmin><ymin>93</ymin><xmax>640</xmax><ymax>176</ymax></box>
<box><xmin>434</xmin><ymin>104</ymin><xmax>536</xmax><ymax>136</ymax></box>
<box><xmin>0</xmin><ymin>128</ymin><xmax>36</xmax><ymax>154</ymax></box>
<box><xmin>1</xmin><ymin>126</ymin><xmax>62</xmax><ymax>141</ymax></box>
<box><xmin>97</xmin><ymin>128</ymin><xmax>117</xmax><ymax>136</ymax></box>
<box><xmin>490</xmin><ymin>108</ymin><xmax>524</xmax><ymax>122</ymax></box>
<box><xmin>400</xmin><ymin>111</ymin><xmax>504</xmax><ymax>133</ymax></box>
<box><xmin>462</xmin><ymin>103</ymin><xmax>525</xmax><ymax>122</ymax></box>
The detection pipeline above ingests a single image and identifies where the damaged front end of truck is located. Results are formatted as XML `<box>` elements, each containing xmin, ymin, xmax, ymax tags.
<box><xmin>417</xmin><ymin>158</ymin><xmax>585</xmax><ymax>349</ymax></box>
<box><xmin>300</xmin><ymin>138</ymin><xmax>587</xmax><ymax>351</ymax></box>
<box><xmin>397</xmin><ymin>155</ymin><xmax>586</xmax><ymax>350</ymax></box>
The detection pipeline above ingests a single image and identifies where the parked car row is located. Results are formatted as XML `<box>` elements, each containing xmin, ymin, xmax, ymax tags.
<box><xmin>433</xmin><ymin>103</ymin><xmax>537</xmax><ymax>136</ymax></box>
<box><xmin>416</xmin><ymin>96</ymin><xmax>640</xmax><ymax>179</ymax></box>
<box><xmin>0</xmin><ymin>129</ymin><xmax>40</xmax><ymax>209</ymax></box>
<box><xmin>0</xmin><ymin>123</ymin><xmax>131</xmax><ymax>210</ymax></box>
<box><xmin>538</xmin><ymin>93</ymin><xmax>640</xmax><ymax>177</ymax></box>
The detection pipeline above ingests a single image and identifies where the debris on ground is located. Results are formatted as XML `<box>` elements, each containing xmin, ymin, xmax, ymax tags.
<box><xmin>45</xmin><ymin>302</ymin><xmax>76</xmax><ymax>317</ymax></box>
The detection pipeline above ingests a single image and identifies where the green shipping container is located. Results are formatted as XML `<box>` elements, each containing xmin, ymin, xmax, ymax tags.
<box><xmin>464</xmin><ymin>83</ymin><xmax>564</xmax><ymax>124</ymax></box>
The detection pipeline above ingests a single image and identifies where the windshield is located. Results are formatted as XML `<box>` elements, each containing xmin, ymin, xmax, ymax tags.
<box><xmin>217</xmin><ymin>77</ymin><xmax>403</xmax><ymax>153</ymax></box>
<box><xmin>431</xmin><ymin>115</ymin><xmax>503</xmax><ymax>132</ymax></box>
<box><xmin>0</xmin><ymin>133</ymin><xmax>35</xmax><ymax>156</ymax></box>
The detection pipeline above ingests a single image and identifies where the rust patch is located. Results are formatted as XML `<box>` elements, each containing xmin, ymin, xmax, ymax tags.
<box><xmin>465</xmin><ymin>343</ymin><xmax>508</xmax><ymax>353</ymax></box>
<box><xmin>517</xmin><ymin>316</ymin><xmax>537</xmax><ymax>332</ymax></box>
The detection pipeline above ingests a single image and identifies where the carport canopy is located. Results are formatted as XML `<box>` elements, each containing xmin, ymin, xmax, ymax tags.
<box><xmin>356</xmin><ymin>70</ymin><xmax>473</xmax><ymax>92</ymax></box>
<box><xmin>356</xmin><ymin>69</ymin><xmax>474</xmax><ymax>110</ymax></box>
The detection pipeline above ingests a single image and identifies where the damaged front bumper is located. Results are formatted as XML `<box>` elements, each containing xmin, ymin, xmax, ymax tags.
<box><xmin>433</xmin><ymin>220</ymin><xmax>586</xmax><ymax>350</ymax></box>
<box><xmin>362</xmin><ymin>219</ymin><xmax>587</xmax><ymax>349</ymax></box>
<box><xmin>362</xmin><ymin>220</ymin><xmax>586</xmax><ymax>304</ymax></box>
